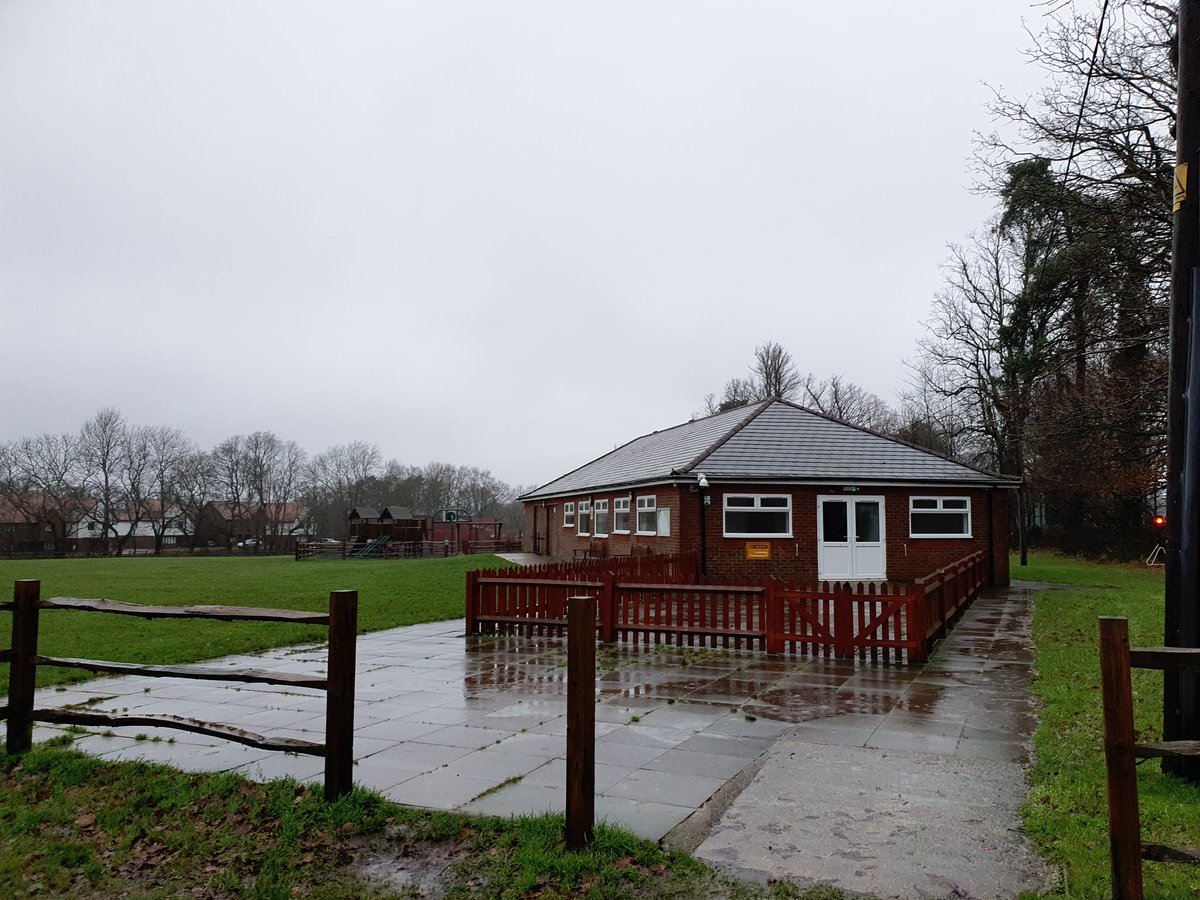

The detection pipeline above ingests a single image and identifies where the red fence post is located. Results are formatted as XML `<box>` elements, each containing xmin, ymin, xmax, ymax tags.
<box><xmin>324</xmin><ymin>589</ymin><xmax>358</xmax><ymax>802</ymax></box>
<box><xmin>936</xmin><ymin>576</ymin><xmax>948</xmax><ymax>639</ymax></box>
<box><xmin>6</xmin><ymin>580</ymin><xmax>40</xmax><ymax>755</ymax></box>
<box><xmin>465</xmin><ymin>570</ymin><xmax>478</xmax><ymax>636</ymax></box>
<box><xmin>599</xmin><ymin>574</ymin><xmax>615</xmax><ymax>643</ymax></box>
<box><xmin>765</xmin><ymin>579</ymin><xmax>783</xmax><ymax>654</ymax></box>
<box><xmin>565</xmin><ymin>594</ymin><xmax>596</xmax><ymax>851</ymax></box>
<box><xmin>909</xmin><ymin>583</ymin><xmax>929</xmax><ymax>664</ymax></box>
<box><xmin>833</xmin><ymin>583</ymin><xmax>853</xmax><ymax>658</ymax></box>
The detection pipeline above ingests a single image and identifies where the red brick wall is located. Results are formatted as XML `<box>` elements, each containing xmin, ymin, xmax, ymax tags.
<box><xmin>524</xmin><ymin>484</ymin><xmax>1013</xmax><ymax>585</ymax></box>
<box><xmin>523</xmin><ymin>488</ymin><xmax>684</xmax><ymax>558</ymax></box>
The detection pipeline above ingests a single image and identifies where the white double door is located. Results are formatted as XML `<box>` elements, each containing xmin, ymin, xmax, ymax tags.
<box><xmin>817</xmin><ymin>495</ymin><xmax>885</xmax><ymax>580</ymax></box>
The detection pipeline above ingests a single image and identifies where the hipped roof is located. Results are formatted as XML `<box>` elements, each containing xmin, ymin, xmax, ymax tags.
<box><xmin>521</xmin><ymin>399</ymin><xmax>1018</xmax><ymax>500</ymax></box>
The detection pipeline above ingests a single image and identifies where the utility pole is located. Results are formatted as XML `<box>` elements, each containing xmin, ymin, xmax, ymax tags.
<box><xmin>1164</xmin><ymin>0</ymin><xmax>1200</xmax><ymax>782</ymax></box>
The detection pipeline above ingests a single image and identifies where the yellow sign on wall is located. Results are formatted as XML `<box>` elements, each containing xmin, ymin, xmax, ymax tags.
<box><xmin>1176</xmin><ymin>163</ymin><xmax>1188</xmax><ymax>212</ymax></box>
<box><xmin>745</xmin><ymin>541</ymin><xmax>771</xmax><ymax>560</ymax></box>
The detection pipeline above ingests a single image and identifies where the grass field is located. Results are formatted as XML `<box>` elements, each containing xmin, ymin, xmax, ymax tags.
<box><xmin>1017</xmin><ymin>553</ymin><xmax>1200</xmax><ymax>898</ymax></box>
<box><xmin>0</xmin><ymin>554</ymin><xmax>507</xmax><ymax>696</ymax></box>
<box><xmin>9</xmin><ymin>551</ymin><xmax>1200</xmax><ymax>896</ymax></box>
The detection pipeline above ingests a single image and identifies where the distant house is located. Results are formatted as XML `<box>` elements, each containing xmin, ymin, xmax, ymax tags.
<box><xmin>70</xmin><ymin>501</ymin><xmax>192</xmax><ymax>554</ymax></box>
<box><xmin>0</xmin><ymin>498</ymin><xmax>49</xmax><ymax>555</ymax></box>
<box><xmin>521</xmin><ymin>399</ymin><xmax>1019</xmax><ymax>585</ymax></box>
<box><xmin>195</xmin><ymin>501</ymin><xmax>310</xmax><ymax>550</ymax></box>
<box><xmin>0</xmin><ymin>493</ymin><xmax>89</xmax><ymax>555</ymax></box>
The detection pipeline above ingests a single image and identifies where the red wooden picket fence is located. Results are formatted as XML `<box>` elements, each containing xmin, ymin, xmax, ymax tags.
<box><xmin>467</xmin><ymin>550</ymin><xmax>987</xmax><ymax>665</ymax></box>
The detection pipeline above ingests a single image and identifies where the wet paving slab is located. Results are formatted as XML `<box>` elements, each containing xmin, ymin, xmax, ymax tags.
<box><xmin>26</xmin><ymin>588</ymin><xmax>1045</xmax><ymax>860</ymax></box>
<box><xmin>694</xmin><ymin>586</ymin><xmax>1052</xmax><ymax>898</ymax></box>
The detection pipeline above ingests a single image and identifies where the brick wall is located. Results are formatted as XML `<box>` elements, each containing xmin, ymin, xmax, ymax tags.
<box><xmin>524</xmin><ymin>483</ymin><xmax>1013</xmax><ymax>586</ymax></box>
<box><xmin>522</xmin><ymin>488</ymin><xmax>684</xmax><ymax>558</ymax></box>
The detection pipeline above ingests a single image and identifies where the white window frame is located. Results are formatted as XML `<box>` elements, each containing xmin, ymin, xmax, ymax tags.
<box><xmin>593</xmin><ymin>499</ymin><xmax>610</xmax><ymax>537</ymax></box>
<box><xmin>723</xmin><ymin>493</ymin><xmax>793</xmax><ymax>538</ymax></box>
<box><xmin>613</xmin><ymin>497</ymin><xmax>631</xmax><ymax>534</ymax></box>
<box><xmin>908</xmin><ymin>496</ymin><xmax>972</xmax><ymax>538</ymax></box>
<box><xmin>636</xmin><ymin>496</ymin><xmax>657</xmax><ymax>535</ymax></box>
<box><xmin>563</xmin><ymin>502</ymin><xmax>575</xmax><ymax>528</ymax></box>
<box><xmin>577</xmin><ymin>500</ymin><xmax>591</xmax><ymax>536</ymax></box>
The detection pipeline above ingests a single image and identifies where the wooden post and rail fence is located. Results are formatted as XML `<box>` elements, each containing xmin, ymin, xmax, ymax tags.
<box><xmin>467</xmin><ymin>550</ymin><xmax>988</xmax><ymax>664</ymax></box>
<box><xmin>1</xmin><ymin>579</ymin><xmax>358</xmax><ymax>802</ymax></box>
<box><xmin>1100</xmin><ymin>616</ymin><xmax>1200</xmax><ymax>899</ymax></box>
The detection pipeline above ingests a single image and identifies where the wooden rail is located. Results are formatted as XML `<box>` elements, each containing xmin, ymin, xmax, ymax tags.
<box><xmin>296</xmin><ymin>538</ymin><xmax>522</xmax><ymax>561</ymax></box>
<box><xmin>2</xmin><ymin>579</ymin><xmax>358</xmax><ymax>802</ymax></box>
<box><xmin>1100</xmin><ymin>616</ymin><xmax>1200</xmax><ymax>899</ymax></box>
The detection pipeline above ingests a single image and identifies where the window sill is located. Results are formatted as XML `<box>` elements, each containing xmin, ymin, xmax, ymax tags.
<box><xmin>724</xmin><ymin>533</ymin><xmax>792</xmax><ymax>539</ymax></box>
<box><xmin>909</xmin><ymin>534</ymin><xmax>973</xmax><ymax>540</ymax></box>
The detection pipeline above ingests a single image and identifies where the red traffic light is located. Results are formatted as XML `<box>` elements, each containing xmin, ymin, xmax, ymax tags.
<box><xmin>1154</xmin><ymin>515</ymin><xmax>1166</xmax><ymax>527</ymax></box>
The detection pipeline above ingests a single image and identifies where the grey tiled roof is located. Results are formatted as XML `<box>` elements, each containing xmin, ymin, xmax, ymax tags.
<box><xmin>522</xmin><ymin>400</ymin><xmax>1014</xmax><ymax>499</ymax></box>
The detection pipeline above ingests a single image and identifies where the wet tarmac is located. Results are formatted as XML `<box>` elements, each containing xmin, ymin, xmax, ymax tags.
<box><xmin>27</xmin><ymin>584</ymin><xmax>1046</xmax><ymax>882</ymax></box>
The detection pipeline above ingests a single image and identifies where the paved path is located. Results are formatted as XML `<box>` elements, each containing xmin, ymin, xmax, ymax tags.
<box><xmin>694</xmin><ymin>587</ymin><xmax>1052</xmax><ymax>898</ymax></box>
<box><xmin>27</xmin><ymin>585</ymin><xmax>1051</xmax><ymax>896</ymax></box>
<box><xmin>31</xmin><ymin>622</ymin><xmax>797</xmax><ymax>840</ymax></box>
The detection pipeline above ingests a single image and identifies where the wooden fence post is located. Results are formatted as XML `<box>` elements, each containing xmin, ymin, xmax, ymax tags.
<box><xmin>765</xmin><ymin>579</ymin><xmax>783</xmax><ymax>654</ymax></box>
<box><xmin>598</xmin><ymin>574</ymin><xmax>615</xmax><ymax>643</ymax></box>
<box><xmin>465</xmin><ymin>570</ymin><xmax>478</xmax><ymax>636</ymax></box>
<box><xmin>6</xmin><ymin>580</ymin><xmax>40</xmax><ymax>755</ymax></box>
<box><xmin>909</xmin><ymin>583</ymin><xmax>929</xmax><ymax>664</ymax></box>
<box><xmin>936</xmin><ymin>576</ymin><xmax>948</xmax><ymax>640</ymax></box>
<box><xmin>1099</xmin><ymin>616</ymin><xmax>1144</xmax><ymax>900</ymax></box>
<box><xmin>324</xmin><ymin>590</ymin><xmax>357</xmax><ymax>802</ymax></box>
<box><xmin>565</xmin><ymin>593</ymin><xmax>595</xmax><ymax>851</ymax></box>
<box><xmin>833</xmin><ymin>583</ymin><xmax>853</xmax><ymax>658</ymax></box>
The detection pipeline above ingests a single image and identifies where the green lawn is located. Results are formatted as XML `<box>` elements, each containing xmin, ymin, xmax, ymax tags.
<box><xmin>0</xmin><ymin>554</ymin><xmax>509</xmax><ymax>696</ymax></box>
<box><xmin>0</xmin><ymin>741</ymin><xmax>828</xmax><ymax>899</ymax></box>
<box><xmin>1017</xmin><ymin>552</ymin><xmax>1200</xmax><ymax>898</ymax></box>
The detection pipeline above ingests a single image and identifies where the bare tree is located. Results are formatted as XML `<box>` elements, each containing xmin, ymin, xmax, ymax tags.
<box><xmin>703</xmin><ymin>341</ymin><xmax>801</xmax><ymax>414</ymax></box>
<box><xmin>752</xmin><ymin>341</ymin><xmax>802</xmax><ymax>400</ymax></box>
<box><xmin>211</xmin><ymin>435</ymin><xmax>250</xmax><ymax>547</ymax></box>
<box><xmin>0</xmin><ymin>432</ymin><xmax>89</xmax><ymax>553</ymax></box>
<box><xmin>114</xmin><ymin>424</ymin><xmax>153</xmax><ymax>556</ymax></box>
<box><xmin>305</xmin><ymin>441</ymin><xmax>382</xmax><ymax>537</ymax></box>
<box><xmin>144</xmin><ymin>426</ymin><xmax>196</xmax><ymax>554</ymax></box>
<box><xmin>798</xmin><ymin>373</ymin><xmax>898</xmax><ymax>433</ymax></box>
<box><xmin>79</xmin><ymin>407</ymin><xmax>129</xmax><ymax>553</ymax></box>
<box><xmin>172</xmin><ymin>450</ymin><xmax>215</xmax><ymax>549</ymax></box>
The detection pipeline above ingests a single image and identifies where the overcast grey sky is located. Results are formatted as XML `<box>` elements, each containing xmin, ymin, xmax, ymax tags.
<box><xmin>0</xmin><ymin>1</ymin><xmax>1051</xmax><ymax>488</ymax></box>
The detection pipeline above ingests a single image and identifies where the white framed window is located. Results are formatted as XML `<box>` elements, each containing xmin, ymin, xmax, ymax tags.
<box><xmin>593</xmin><ymin>499</ymin><xmax>610</xmax><ymax>537</ymax></box>
<box><xmin>723</xmin><ymin>494</ymin><xmax>792</xmax><ymax>538</ymax></box>
<box><xmin>613</xmin><ymin>498</ymin><xmax>631</xmax><ymax>533</ymax></box>
<box><xmin>162</xmin><ymin>535</ymin><xmax>177</xmax><ymax>545</ymax></box>
<box><xmin>909</xmin><ymin>496</ymin><xmax>971</xmax><ymax>538</ymax></box>
<box><xmin>563</xmin><ymin>502</ymin><xmax>575</xmax><ymax>528</ymax></box>
<box><xmin>636</xmin><ymin>496</ymin><xmax>657</xmax><ymax>534</ymax></box>
<box><xmin>578</xmin><ymin>500</ymin><xmax>591</xmax><ymax>536</ymax></box>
